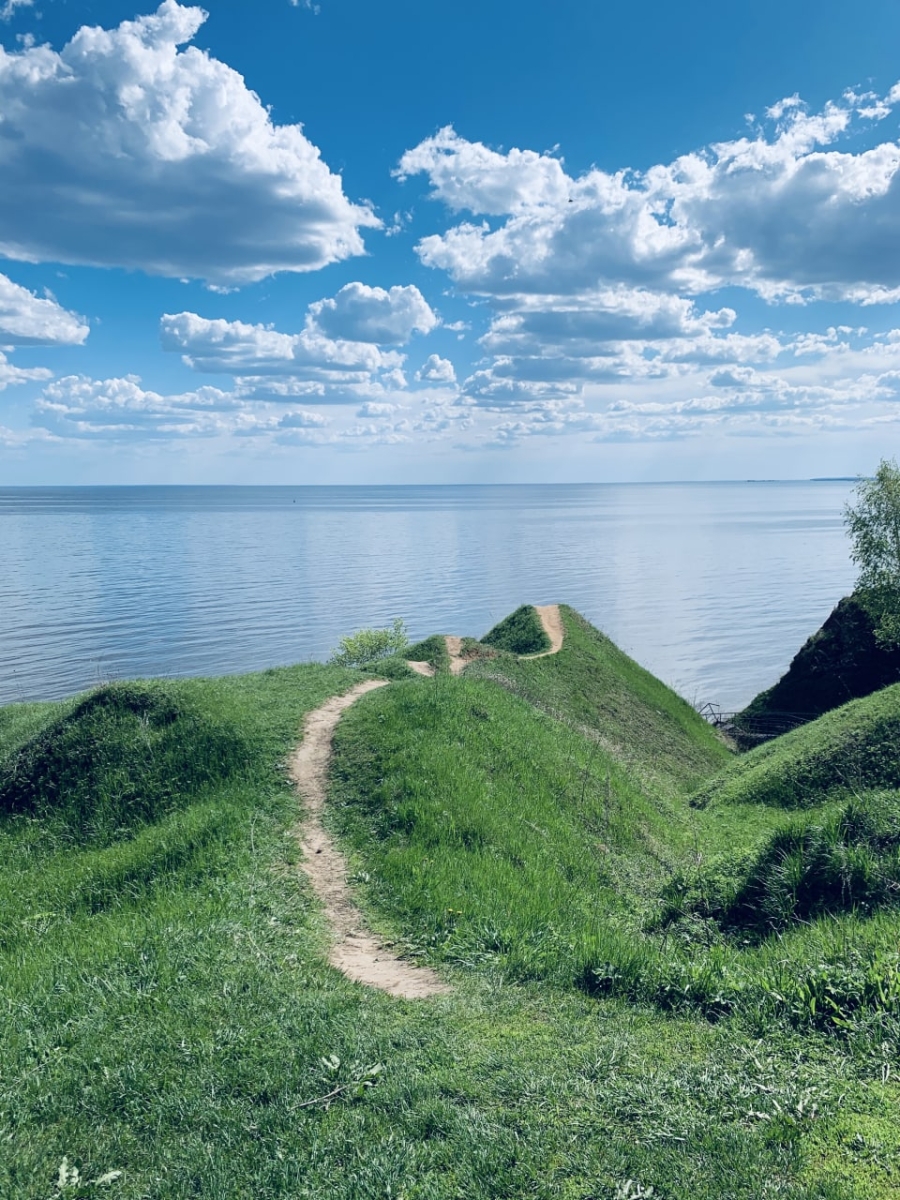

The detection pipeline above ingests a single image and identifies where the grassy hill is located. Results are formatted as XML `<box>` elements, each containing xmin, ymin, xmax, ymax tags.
<box><xmin>740</xmin><ymin>593</ymin><xmax>900</xmax><ymax>728</ymax></box>
<box><xmin>469</xmin><ymin>605</ymin><xmax>731</xmax><ymax>795</ymax></box>
<box><xmin>692</xmin><ymin>682</ymin><xmax>900</xmax><ymax>810</ymax></box>
<box><xmin>2</xmin><ymin>609</ymin><xmax>900</xmax><ymax>1198</ymax></box>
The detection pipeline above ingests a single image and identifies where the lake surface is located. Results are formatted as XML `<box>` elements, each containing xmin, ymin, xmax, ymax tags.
<box><xmin>0</xmin><ymin>483</ymin><xmax>857</xmax><ymax>710</ymax></box>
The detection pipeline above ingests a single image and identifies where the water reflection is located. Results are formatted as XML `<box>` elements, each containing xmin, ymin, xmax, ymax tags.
<box><xmin>0</xmin><ymin>483</ymin><xmax>855</xmax><ymax>709</ymax></box>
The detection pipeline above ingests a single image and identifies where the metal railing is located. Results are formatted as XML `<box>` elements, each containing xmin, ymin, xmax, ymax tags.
<box><xmin>697</xmin><ymin>702</ymin><xmax>816</xmax><ymax>743</ymax></box>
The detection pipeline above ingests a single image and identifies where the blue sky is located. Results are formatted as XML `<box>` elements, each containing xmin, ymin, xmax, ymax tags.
<box><xmin>3</xmin><ymin>0</ymin><xmax>900</xmax><ymax>482</ymax></box>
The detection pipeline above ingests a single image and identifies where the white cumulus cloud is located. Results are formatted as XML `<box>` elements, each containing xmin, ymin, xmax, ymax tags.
<box><xmin>0</xmin><ymin>0</ymin><xmax>33</xmax><ymax>21</ymax></box>
<box><xmin>308</xmin><ymin>283</ymin><xmax>438</xmax><ymax>344</ymax></box>
<box><xmin>0</xmin><ymin>2</ymin><xmax>378</xmax><ymax>285</ymax></box>
<box><xmin>399</xmin><ymin>94</ymin><xmax>900</xmax><ymax>304</ymax></box>
<box><xmin>415</xmin><ymin>353</ymin><xmax>456</xmax><ymax>383</ymax></box>
<box><xmin>34</xmin><ymin>374</ymin><xmax>245</xmax><ymax>439</ymax></box>
<box><xmin>0</xmin><ymin>273</ymin><xmax>89</xmax><ymax>346</ymax></box>
<box><xmin>395</xmin><ymin>125</ymin><xmax>570</xmax><ymax>215</ymax></box>
<box><xmin>160</xmin><ymin>280</ymin><xmax>445</xmax><ymax>402</ymax></box>
<box><xmin>160</xmin><ymin>312</ymin><xmax>404</xmax><ymax>382</ymax></box>
<box><xmin>0</xmin><ymin>350</ymin><xmax>51</xmax><ymax>391</ymax></box>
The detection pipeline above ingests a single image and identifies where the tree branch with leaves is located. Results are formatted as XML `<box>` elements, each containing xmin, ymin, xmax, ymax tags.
<box><xmin>845</xmin><ymin>459</ymin><xmax>900</xmax><ymax>647</ymax></box>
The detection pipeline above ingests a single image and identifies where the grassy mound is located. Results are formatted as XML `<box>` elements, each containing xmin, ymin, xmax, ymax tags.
<box><xmin>481</xmin><ymin>605</ymin><xmax>550</xmax><ymax>655</ymax></box>
<box><xmin>692</xmin><ymin>684</ymin><xmax>900</xmax><ymax>811</ymax></box>
<box><xmin>329</xmin><ymin>673</ymin><xmax>669</xmax><ymax>982</ymax></box>
<box><xmin>662</xmin><ymin>791</ymin><xmax>900</xmax><ymax>937</ymax></box>
<box><xmin>405</xmin><ymin>633</ymin><xmax>451</xmax><ymax>673</ymax></box>
<box><xmin>0</xmin><ymin>682</ymin><xmax>252</xmax><ymax>843</ymax></box>
<box><xmin>470</xmin><ymin>605</ymin><xmax>731</xmax><ymax>795</ymax></box>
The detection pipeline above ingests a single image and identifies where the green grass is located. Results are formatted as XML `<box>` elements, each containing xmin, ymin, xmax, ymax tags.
<box><xmin>481</xmin><ymin>604</ymin><xmax>550</xmax><ymax>655</ymax></box>
<box><xmin>692</xmin><ymin>683</ymin><xmax>900</xmax><ymax>811</ymax></box>
<box><xmin>3</xmin><ymin>610</ymin><xmax>900</xmax><ymax>1197</ymax></box>
<box><xmin>470</xmin><ymin>605</ymin><xmax>731</xmax><ymax>797</ymax></box>
<box><xmin>329</xmin><ymin>674</ymin><xmax>669</xmax><ymax>981</ymax></box>
<box><xmin>669</xmin><ymin>791</ymin><xmax>900</xmax><ymax>937</ymax></box>
<box><xmin>405</xmin><ymin>633</ymin><xmax>451</xmax><ymax>673</ymax></box>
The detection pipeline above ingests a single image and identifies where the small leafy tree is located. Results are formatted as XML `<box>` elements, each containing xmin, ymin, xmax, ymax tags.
<box><xmin>329</xmin><ymin>618</ymin><xmax>409</xmax><ymax>668</ymax></box>
<box><xmin>845</xmin><ymin>459</ymin><xmax>900</xmax><ymax>646</ymax></box>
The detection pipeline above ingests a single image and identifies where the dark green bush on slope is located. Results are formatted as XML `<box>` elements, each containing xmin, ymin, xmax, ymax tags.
<box><xmin>0</xmin><ymin>682</ymin><xmax>251</xmax><ymax>843</ymax></box>
<box><xmin>741</xmin><ymin>593</ymin><xmax>900</xmax><ymax>727</ymax></box>
<box><xmin>481</xmin><ymin>605</ymin><xmax>550</xmax><ymax>655</ymax></box>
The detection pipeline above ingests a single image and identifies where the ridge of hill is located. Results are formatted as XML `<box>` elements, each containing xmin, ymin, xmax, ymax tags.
<box><xmin>468</xmin><ymin>604</ymin><xmax>731</xmax><ymax>795</ymax></box>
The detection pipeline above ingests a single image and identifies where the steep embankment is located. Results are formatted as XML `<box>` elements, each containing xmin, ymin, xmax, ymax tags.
<box><xmin>470</xmin><ymin>604</ymin><xmax>730</xmax><ymax>795</ymax></box>
<box><xmin>741</xmin><ymin>593</ymin><xmax>900</xmax><ymax>726</ymax></box>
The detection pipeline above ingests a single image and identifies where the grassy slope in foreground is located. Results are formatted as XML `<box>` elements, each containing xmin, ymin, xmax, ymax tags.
<box><xmin>329</xmin><ymin>609</ymin><xmax>900</xmax><ymax>1196</ymax></box>
<box><xmin>0</xmin><ymin>667</ymin><xmax>867</xmax><ymax>1200</ymax></box>
<box><xmin>1</xmin><ymin>632</ymin><xmax>898</xmax><ymax>1197</ymax></box>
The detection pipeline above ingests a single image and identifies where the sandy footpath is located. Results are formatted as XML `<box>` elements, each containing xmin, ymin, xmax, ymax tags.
<box><xmin>406</xmin><ymin>660</ymin><xmax>435</xmax><ymax>677</ymax></box>
<box><xmin>520</xmin><ymin>604</ymin><xmax>565</xmax><ymax>659</ymax></box>
<box><xmin>290</xmin><ymin>681</ymin><xmax>449</xmax><ymax>999</ymax></box>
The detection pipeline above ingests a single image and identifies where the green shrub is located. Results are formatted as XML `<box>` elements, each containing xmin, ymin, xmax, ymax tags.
<box><xmin>329</xmin><ymin>618</ymin><xmax>409</xmax><ymax>668</ymax></box>
<box><xmin>481</xmin><ymin>606</ymin><xmax>550</xmax><ymax>655</ymax></box>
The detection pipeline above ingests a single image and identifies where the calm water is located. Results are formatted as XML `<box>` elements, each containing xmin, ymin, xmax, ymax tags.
<box><xmin>0</xmin><ymin>483</ymin><xmax>856</xmax><ymax>710</ymax></box>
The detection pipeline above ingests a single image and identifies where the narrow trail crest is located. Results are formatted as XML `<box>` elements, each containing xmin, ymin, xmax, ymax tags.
<box><xmin>295</xmin><ymin>605</ymin><xmax>565</xmax><ymax>995</ymax></box>
<box><xmin>289</xmin><ymin>681</ymin><xmax>449</xmax><ymax>999</ymax></box>
<box><xmin>405</xmin><ymin>605</ymin><xmax>565</xmax><ymax>677</ymax></box>
<box><xmin>528</xmin><ymin>605</ymin><xmax>565</xmax><ymax>658</ymax></box>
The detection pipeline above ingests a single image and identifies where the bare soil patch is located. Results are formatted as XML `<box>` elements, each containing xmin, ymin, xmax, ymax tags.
<box><xmin>406</xmin><ymin>660</ymin><xmax>435</xmax><ymax>677</ymax></box>
<box><xmin>289</xmin><ymin>681</ymin><xmax>449</xmax><ymax>998</ymax></box>
<box><xmin>527</xmin><ymin>605</ymin><xmax>565</xmax><ymax>658</ymax></box>
<box><xmin>445</xmin><ymin>635</ymin><xmax>468</xmax><ymax>675</ymax></box>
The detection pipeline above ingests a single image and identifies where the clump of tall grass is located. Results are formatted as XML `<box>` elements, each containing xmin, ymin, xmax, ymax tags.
<box><xmin>405</xmin><ymin>633</ymin><xmax>451</xmax><ymax>673</ymax></box>
<box><xmin>660</xmin><ymin>791</ymin><xmax>900</xmax><ymax>938</ymax></box>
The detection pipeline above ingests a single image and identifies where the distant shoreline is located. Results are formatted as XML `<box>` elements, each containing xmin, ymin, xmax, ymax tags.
<box><xmin>0</xmin><ymin>477</ymin><xmax>861</xmax><ymax>491</ymax></box>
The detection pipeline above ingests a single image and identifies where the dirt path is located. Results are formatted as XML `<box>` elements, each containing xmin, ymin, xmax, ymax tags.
<box><xmin>525</xmin><ymin>604</ymin><xmax>565</xmax><ymax>658</ymax></box>
<box><xmin>406</xmin><ymin>660</ymin><xmax>435</xmax><ymax>677</ymax></box>
<box><xmin>289</xmin><ymin>681</ymin><xmax>449</xmax><ymax>999</ymax></box>
<box><xmin>445</xmin><ymin>635</ymin><xmax>468</xmax><ymax>675</ymax></box>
